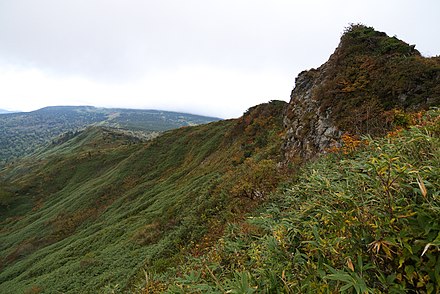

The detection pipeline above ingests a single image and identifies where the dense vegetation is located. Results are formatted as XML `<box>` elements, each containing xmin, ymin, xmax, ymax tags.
<box><xmin>1</xmin><ymin>106</ymin><xmax>438</xmax><ymax>293</ymax></box>
<box><xmin>0</xmin><ymin>101</ymin><xmax>286</xmax><ymax>293</ymax></box>
<box><xmin>162</xmin><ymin>108</ymin><xmax>440</xmax><ymax>293</ymax></box>
<box><xmin>315</xmin><ymin>24</ymin><xmax>440</xmax><ymax>136</ymax></box>
<box><xmin>1</xmin><ymin>25</ymin><xmax>439</xmax><ymax>293</ymax></box>
<box><xmin>0</xmin><ymin>106</ymin><xmax>219</xmax><ymax>165</ymax></box>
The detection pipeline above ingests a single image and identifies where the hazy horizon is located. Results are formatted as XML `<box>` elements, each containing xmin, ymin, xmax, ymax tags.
<box><xmin>0</xmin><ymin>104</ymin><xmax>225</xmax><ymax>118</ymax></box>
<box><xmin>1</xmin><ymin>0</ymin><xmax>439</xmax><ymax>118</ymax></box>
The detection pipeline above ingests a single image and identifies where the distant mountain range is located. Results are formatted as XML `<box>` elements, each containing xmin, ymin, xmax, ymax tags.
<box><xmin>0</xmin><ymin>106</ymin><xmax>220</xmax><ymax>164</ymax></box>
<box><xmin>0</xmin><ymin>109</ymin><xmax>18</xmax><ymax>114</ymax></box>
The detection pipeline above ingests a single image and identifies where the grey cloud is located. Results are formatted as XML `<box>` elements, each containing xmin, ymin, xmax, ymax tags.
<box><xmin>0</xmin><ymin>0</ymin><xmax>439</xmax><ymax>82</ymax></box>
<box><xmin>0</xmin><ymin>1</ymin><xmax>339</xmax><ymax>81</ymax></box>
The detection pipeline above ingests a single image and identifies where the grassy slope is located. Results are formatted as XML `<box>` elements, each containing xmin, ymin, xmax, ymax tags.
<box><xmin>167</xmin><ymin>109</ymin><xmax>439</xmax><ymax>293</ymax></box>
<box><xmin>0</xmin><ymin>106</ymin><xmax>220</xmax><ymax>165</ymax></box>
<box><xmin>0</xmin><ymin>101</ymin><xmax>286</xmax><ymax>293</ymax></box>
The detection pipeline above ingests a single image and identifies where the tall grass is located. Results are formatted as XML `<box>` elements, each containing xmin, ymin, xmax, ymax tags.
<box><xmin>0</xmin><ymin>101</ymin><xmax>286</xmax><ymax>293</ymax></box>
<box><xmin>167</xmin><ymin>109</ymin><xmax>439</xmax><ymax>293</ymax></box>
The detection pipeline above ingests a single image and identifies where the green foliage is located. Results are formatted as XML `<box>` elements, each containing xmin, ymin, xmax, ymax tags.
<box><xmin>230</xmin><ymin>159</ymin><xmax>281</xmax><ymax>200</ymax></box>
<box><xmin>0</xmin><ymin>185</ymin><xmax>14</xmax><ymax>207</ymax></box>
<box><xmin>0</xmin><ymin>106</ymin><xmax>219</xmax><ymax>165</ymax></box>
<box><xmin>168</xmin><ymin>109</ymin><xmax>440</xmax><ymax>292</ymax></box>
<box><xmin>0</xmin><ymin>101</ymin><xmax>286</xmax><ymax>293</ymax></box>
<box><xmin>342</xmin><ymin>24</ymin><xmax>417</xmax><ymax>57</ymax></box>
<box><xmin>316</xmin><ymin>24</ymin><xmax>440</xmax><ymax>136</ymax></box>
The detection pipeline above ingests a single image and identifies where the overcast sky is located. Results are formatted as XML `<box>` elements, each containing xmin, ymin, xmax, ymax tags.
<box><xmin>0</xmin><ymin>0</ymin><xmax>439</xmax><ymax>118</ymax></box>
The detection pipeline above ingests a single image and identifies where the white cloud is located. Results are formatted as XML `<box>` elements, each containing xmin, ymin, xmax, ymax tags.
<box><xmin>0</xmin><ymin>65</ymin><xmax>293</xmax><ymax>118</ymax></box>
<box><xmin>0</xmin><ymin>0</ymin><xmax>439</xmax><ymax>117</ymax></box>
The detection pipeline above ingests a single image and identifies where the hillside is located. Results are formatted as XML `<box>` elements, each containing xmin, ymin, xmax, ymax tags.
<box><xmin>0</xmin><ymin>25</ymin><xmax>439</xmax><ymax>293</ymax></box>
<box><xmin>0</xmin><ymin>106</ymin><xmax>220</xmax><ymax>165</ymax></box>
<box><xmin>165</xmin><ymin>108</ymin><xmax>440</xmax><ymax>293</ymax></box>
<box><xmin>0</xmin><ymin>101</ymin><xmax>286</xmax><ymax>293</ymax></box>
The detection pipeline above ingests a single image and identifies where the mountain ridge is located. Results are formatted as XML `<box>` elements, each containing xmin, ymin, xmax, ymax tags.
<box><xmin>0</xmin><ymin>101</ymin><xmax>286</xmax><ymax>293</ymax></box>
<box><xmin>0</xmin><ymin>105</ymin><xmax>220</xmax><ymax>165</ymax></box>
<box><xmin>0</xmin><ymin>109</ymin><xmax>18</xmax><ymax>114</ymax></box>
<box><xmin>0</xmin><ymin>25</ymin><xmax>439</xmax><ymax>293</ymax></box>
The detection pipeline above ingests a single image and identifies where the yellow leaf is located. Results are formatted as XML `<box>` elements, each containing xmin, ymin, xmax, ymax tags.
<box><xmin>417</xmin><ymin>175</ymin><xmax>427</xmax><ymax>199</ymax></box>
<box><xmin>416</xmin><ymin>280</ymin><xmax>425</xmax><ymax>288</ymax></box>
<box><xmin>346</xmin><ymin>257</ymin><xmax>355</xmax><ymax>272</ymax></box>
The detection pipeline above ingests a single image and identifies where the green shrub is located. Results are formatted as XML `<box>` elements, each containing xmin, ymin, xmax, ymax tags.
<box><xmin>168</xmin><ymin>109</ymin><xmax>440</xmax><ymax>292</ymax></box>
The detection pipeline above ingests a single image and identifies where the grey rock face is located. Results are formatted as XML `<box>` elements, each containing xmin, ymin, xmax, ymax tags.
<box><xmin>283</xmin><ymin>66</ymin><xmax>342</xmax><ymax>162</ymax></box>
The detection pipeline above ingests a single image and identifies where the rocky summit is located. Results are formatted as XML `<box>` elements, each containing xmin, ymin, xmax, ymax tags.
<box><xmin>283</xmin><ymin>24</ymin><xmax>440</xmax><ymax>161</ymax></box>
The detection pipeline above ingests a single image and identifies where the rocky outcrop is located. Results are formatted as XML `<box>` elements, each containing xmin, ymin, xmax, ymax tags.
<box><xmin>283</xmin><ymin>69</ymin><xmax>342</xmax><ymax>161</ymax></box>
<box><xmin>283</xmin><ymin>24</ymin><xmax>440</xmax><ymax>162</ymax></box>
